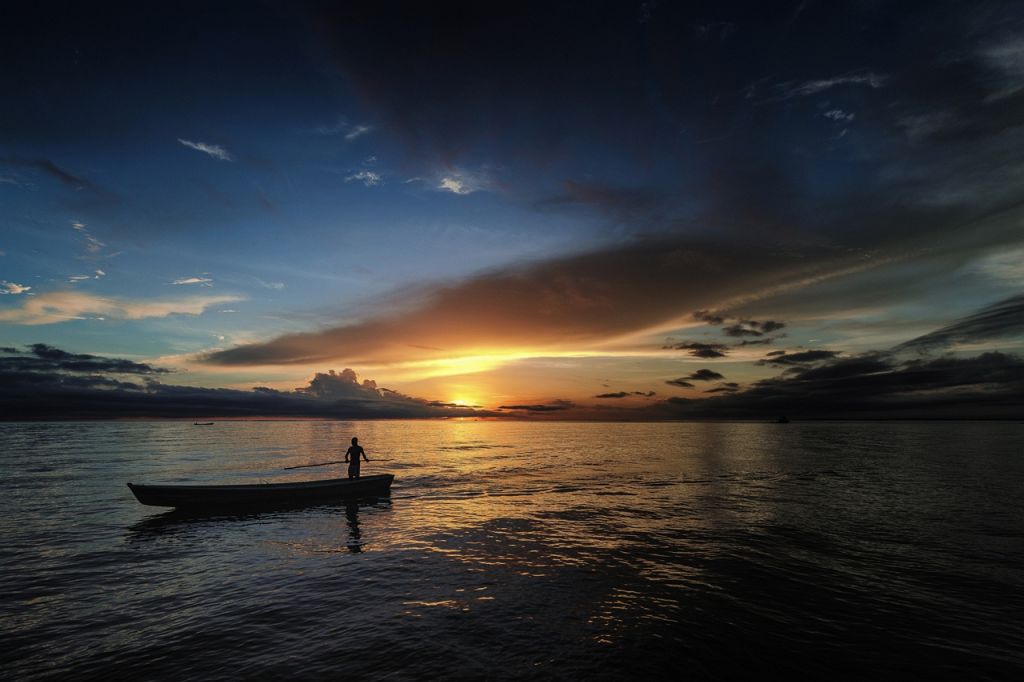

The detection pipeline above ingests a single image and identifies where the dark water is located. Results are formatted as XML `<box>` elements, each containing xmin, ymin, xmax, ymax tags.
<box><xmin>2</xmin><ymin>420</ymin><xmax>1023</xmax><ymax>680</ymax></box>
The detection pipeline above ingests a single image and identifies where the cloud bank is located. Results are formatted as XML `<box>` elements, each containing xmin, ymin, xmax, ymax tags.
<box><xmin>0</xmin><ymin>345</ymin><xmax>490</xmax><ymax>420</ymax></box>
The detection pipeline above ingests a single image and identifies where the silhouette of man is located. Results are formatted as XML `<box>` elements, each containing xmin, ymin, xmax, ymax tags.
<box><xmin>344</xmin><ymin>437</ymin><xmax>368</xmax><ymax>479</ymax></box>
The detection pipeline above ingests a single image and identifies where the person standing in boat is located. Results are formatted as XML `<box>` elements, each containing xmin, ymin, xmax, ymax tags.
<box><xmin>344</xmin><ymin>437</ymin><xmax>369</xmax><ymax>479</ymax></box>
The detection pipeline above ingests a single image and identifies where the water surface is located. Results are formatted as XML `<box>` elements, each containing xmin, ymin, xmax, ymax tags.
<box><xmin>2</xmin><ymin>420</ymin><xmax>1022</xmax><ymax>679</ymax></box>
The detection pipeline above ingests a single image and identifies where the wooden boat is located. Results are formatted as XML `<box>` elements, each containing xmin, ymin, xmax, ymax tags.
<box><xmin>127</xmin><ymin>474</ymin><xmax>394</xmax><ymax>509</ymax></box>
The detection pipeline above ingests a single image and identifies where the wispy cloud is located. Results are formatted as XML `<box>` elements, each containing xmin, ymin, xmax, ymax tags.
<box><xmin>895</xmin><ymin>294</ymin><xmax>1024</xmax><ymax>352</ymax></box>
<box><xmin>0</xmin><ymin>281</ymin><xmax>31</xmax><ymax>295</ymax></box>
<box><xmin>786</xmin><ymin>72</ymin><xmax>885</xmax><ymax>97</ymax></box>
<box><xmin>177</xmin><ymin>138</ymin><xmax>233</xmax><ymax>161</ymax></box>
<box><xmin>254</xmin><ymin>278</ymin><xmax>285</xmax><ymax>290</ymax></box>
<box><xmin>0</xmin><ymin>291</ymin><xmax>242</xmax><ymax>325</ymax></box>
<box><xmin>824</xmin><ymin>109</ymin><xmax>855</xmax><ymax>122</ymax></box>
<box><xmin>345</xmin><ymin>170</ymin><xmax>382</xmax><ymax>187</ymax></box>
<box><xmin>172</xmin><ymin>276</ymin><xmax>213</xmax><ymax>286</ymax></box>
<box><xmin>751</xmin><ymin>72</ymin><xmax>886</xmax><ymax>103</ymax></box>
<box><xmin>345</xmin><ymin>124</ymin><xmax>373</xmax><ymax>140</ymax></box>
<box><xmin>314</xmin><ymin>117</ymin><xmax>374</xmax><ymax>140</ymax></box>
<box><xmin>70</xmin><ymin>221</ymin><xmax>105</xmax><ymax>255</ymax></box>
<box><xmin>68</xmin><ymin>269</ymin><xmax>106</xmax><ymax>283</ymax></box>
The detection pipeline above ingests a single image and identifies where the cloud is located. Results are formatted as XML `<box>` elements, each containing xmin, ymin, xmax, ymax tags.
<box><xmin>723</xmin><ymin>323</ymin><xmax>763</xmax><ymax>338</ymax></box>
<box><xmin>594</xmin><ymin>391</ymin><xmax>656</xmax><ymax>399</ymax></box>
<box><xmin>345</xmin><ymin>170</ymin><xmax>383</xmax><ymax>187</ymax></box>
<box><xmin>759</xmin><ymin>350</ymin><xmax>841</xmax><ymax>366</ymax></box>
<box><xmin>0</xmin><ymin>291</ymin><xmax>242</xmax><ymax>325</ymax></box>
<box><xmin>172</xmin><ymin>276</ymin><xmax>214</xmax><ymax>286</ymax></box>
<box><xmin>178</xmin><ymin>138</ymin><xmax>233</xmax><ymax>161</ymax></box>
<box><xmin>314</xmin><ymin>117</ymin><xmax>373</xmax><ymax>139</ymax></box>
<box><xmin>70</xmin><ymin>221</ymin><xmax>106</xmax><ymax>255</ymax></box>
<box><xmin>824</xmin><ymin>109</ymin><xmax>855</xmax><ymax>122</ymax></box>
<box><xmin>664</xmin><ymin>342</ymin><xmax>730</xmax><ymax>358</ymax></box>
<box><xmin>661</xmin><ymin>351</ymin><xmax>1024</xmax><ymax>419</ymax></box>
<box><xmin>693</xmin><ymin>310</ymin><xmax>726</xmax><ymax>325</ymax></box>
<box><xmin>0</xmin><ymin>346</ymin><xmax>491</xmax><ymax>420</ymax></box>
<box><xmin>697</xmin><ymin>312</ymin><xmax>786</xmax><ymax>339</ymax></box>
<box><xmin>665</xmin><ymin>379</ymin><xmax>694</xmax><ymax>388</ymax></box>
<box><xmin>685</xmin><ymin>369</ymin><xmax>725</xmax><ymax>381</ymax></box>
<box><xmin>895</xmin><ymin>294</ymin><xmax>1024</xmax><ymax>353</ymax></box>
<box><xmin>203</xmin><ymin>232</ymin><xmax>889</xmax><ymax>367</ymax></box>
<box><xmin>2</xmin><ymin>343</ymin><xmax>169</xmax><ymax>375</ymax></box>
<box><xmin>497</xmin><ymin>400</ymin><xmax>575</xmax><ymax>412</ymax></box>
<box><xmin>345</xmin><ymin>124</ymin><xmax>373</xmax><ymax>140</ymax></box>
<box><xmin>0</xmin><ymin>281</ymin><xmax>31</xmax><ymax>295</ymax></box>
<box><xmin>0</xmin><ymin>157</ymin><xmax>104</xmax><ymax>193</ymax></box>
<box><xmin>780</xmin><ymin>72</ymin><xmax>886</xmax><ymax>99</ymax></box>
<box><xmin>438</xmin><ymin>175</ymin><xmax>481</xmax><ymax>195</ymax></box>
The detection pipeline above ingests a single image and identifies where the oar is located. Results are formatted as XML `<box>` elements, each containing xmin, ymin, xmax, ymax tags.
<box><xmin>283</xmin><ymin>459</ymin><xmax>395</xmax><ymax>470</ymax></box>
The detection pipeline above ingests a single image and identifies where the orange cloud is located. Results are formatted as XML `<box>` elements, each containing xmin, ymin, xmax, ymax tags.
<box><xmin>0</xmin><ymin>291</ymin><xmax>242</xmax><ymax>325</ymax></box>
<box><xmin>203</xmin><ymin>236</ymin><xmax>882</xmax><ymax>367</ymax></box>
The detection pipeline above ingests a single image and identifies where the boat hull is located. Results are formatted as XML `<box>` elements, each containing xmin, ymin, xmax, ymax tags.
<box><xmin>127</xmin><ymin>474</ymin><xmax>394</xmax><ymax>509</ymax></box>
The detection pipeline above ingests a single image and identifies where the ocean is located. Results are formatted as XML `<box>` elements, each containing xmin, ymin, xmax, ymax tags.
<box><xmin>2</xmin><ymin>420</ymin><xmax>1022</xmax><ymax>680</ymax></box>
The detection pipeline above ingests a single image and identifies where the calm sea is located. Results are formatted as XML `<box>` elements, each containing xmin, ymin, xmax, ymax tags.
<box><xmin>1</xmin><ymin>420</ymin><xmax>1022</xmax><ymax>680</ymax></box>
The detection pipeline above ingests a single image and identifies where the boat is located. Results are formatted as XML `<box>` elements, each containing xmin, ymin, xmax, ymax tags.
<box><xmin>127</xmin><ymin>474</ymin><xmax>394</xmax><ymax>509</ymax></box>
<box><xmin>193</xmin><ymin>422</ymin><xmax>214</xmax><ymax>426</ymax></box>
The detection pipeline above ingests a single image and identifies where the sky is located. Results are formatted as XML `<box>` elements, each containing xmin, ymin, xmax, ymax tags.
<box><xmin>2</xmin><ymin>1</ymin><xmax>1023</xmax><ymax>420</ymax></box>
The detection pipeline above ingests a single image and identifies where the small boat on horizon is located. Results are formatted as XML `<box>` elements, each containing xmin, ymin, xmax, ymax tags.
<box><xmin>193</xmin><ymin>421</ymin><xmax>215</xmax><ymax>426</ymax></box>
<box><xmin>127</xmin><ymin>474</ymin><xmax>394</xmax><ymax>510</ymax></box>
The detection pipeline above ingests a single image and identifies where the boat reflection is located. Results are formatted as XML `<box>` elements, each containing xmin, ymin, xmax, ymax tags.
<box><xmin>126</xmin><ymin>496</ymin><xmax>392</xmax><ymax>543</ymax></box>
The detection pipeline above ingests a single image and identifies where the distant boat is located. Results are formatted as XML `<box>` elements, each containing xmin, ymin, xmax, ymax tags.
<box><xmin>127</xmin><ymin>474</ymin><xmax>395</xmax><ymax>510</ymax></box>
<box><xmin>193</xmin><ymin>422</ymin><xmax>214</xmax><ymax>426</ymax></box>
<box><xmin>776</xmin><ymin>416</ymin><xmax>790</xmax><ymax>423</ymax></box>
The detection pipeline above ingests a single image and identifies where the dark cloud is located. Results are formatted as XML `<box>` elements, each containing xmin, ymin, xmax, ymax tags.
<box><xmin>665</xmin><ymin>379</ymin><xmax>695</xmax><ymax>389</ymax></box>
<box><xmin>664</xmin><ymin>341</ymin><xmax>729</xmax><ymax>358</ymax></box>
<box><xmin>895</xmin><ymin>294</ymin><xmax>1024</xmax><ymax>353</ymax></box>
<box><xmin>660</xmin><ymin>351</ymin><xmax>1024</xmax><ymax>419</ymax></box>
<box><xmin>595</xmin><ymin>391</ymin><xmax>656</xmax><ymax>399</ymax></box>
<box><xmin>687</xmin><ymin>369</ymin><xmax>725</xmax><ymax>381</ymax></box>
<box><xmin>497</xmin><ymin>400</ymin><xmax>575</xmax><ymax>413</ymax></box>
<box><xmin>0</xmin><ymin>345</ymin><xmax>490</xmax><ymax>420</ymax></box>
<box><xmin>1</xmin><ymin>344</ymin><xmax>169</xmax><ymax>375</ymax></box>
<box><xmin>693</xmin><ymin>310</ymin><xmax>726</xmax><ymax>325</ymax></box>
<box><xmin>759</xmin><ymin>350</ymin><xmax>842</xmax><ymax>366</ymax></box>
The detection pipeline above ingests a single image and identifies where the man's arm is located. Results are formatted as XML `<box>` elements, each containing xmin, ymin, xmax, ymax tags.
<box><xmin>362</xmin><ymin>448</ymin><xmax>369</xmax><ymax>462</ymax></box>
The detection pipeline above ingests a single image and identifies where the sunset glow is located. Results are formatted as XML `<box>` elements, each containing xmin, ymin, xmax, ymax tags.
<box><xmin>2</xmin><ymin>2</ymin><xmax>1023</xmax><ymax>421</ymax></box>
